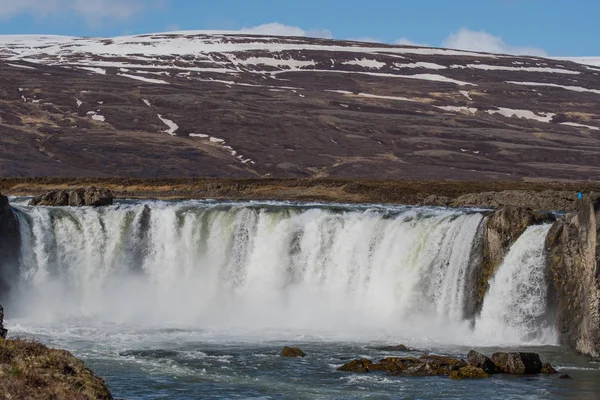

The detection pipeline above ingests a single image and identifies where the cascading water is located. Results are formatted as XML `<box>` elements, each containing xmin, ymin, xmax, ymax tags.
<box><xmin>8</xmin><ymin>200</ymin><xmax>555</xmax><ymax>345</ymax></box>
<box><xmin>475</xmin><ymin>224</ymin><xmax>555</xmax><ymax>344</ymax></box>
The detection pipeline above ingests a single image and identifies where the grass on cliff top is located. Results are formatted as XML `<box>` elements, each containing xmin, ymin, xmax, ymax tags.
<box><xmin>0</xmin><ymin>338</ymin><xmax>113</xmax><ymax>400</ymax></box>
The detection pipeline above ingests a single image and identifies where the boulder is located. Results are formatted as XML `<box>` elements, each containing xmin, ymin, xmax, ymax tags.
<box><xmin>545</xmin><ymin>196</ymin><xmax>600</xmax><ymax>358</ymax></box>
<box><xmin>0</xmin><ymin>194</ymin><xmax>20</xmax><ymax>299</ymax></box>
<box><xmin>339</xmin><ymin>355</ymin><xmax>492</xmax><ymax>379</ymax></box>
<box><xmin>374</xmin><ymin>357</ymin><xmax>422</xmax><ymax>374</ymax></box>
<box><xmin>467</xmin><ymin>350</ymin><xmax>500</xmax><ymax>374</ymax></box>
<box><xmin>491</xmin><ymin>352</ymin><xmax>542</xmax><ymax>374</ymax></box>
<box><xmin>0</xmin><ymin>304</ymin><xmax>7</xmax><ymax>339</ymax></box>
<box><xmin>449</xmin><ymin>365</ymin><xmax>491</xmax><ymax>380</ymax></box>
<box><xmin>541</xmin><ymin>362</ymin><xmax>558</xmax><ymax>374</ymax></box>
<box><xmin>337</xmin><ymin>358</ymin><xmax>373</xmax><ymax>373</ymax></box>
<box><xmin>465</xmin><ymin>206</ymin><xmax>555</xmax><ymax>317</ymax></box>
<box><xmin>30</xmin><ymin>187</ymin><xmax>113</xmax><ymax>207</ymax></box>
<box><xmin>376</xmin><ymin>344</ymin><xmax>412</xmax><ymax>352</ymax></box>
<box><xmin>281</xmin><ymin>346</ymin><xmax>305</xmax><ymax>358</ymax></box>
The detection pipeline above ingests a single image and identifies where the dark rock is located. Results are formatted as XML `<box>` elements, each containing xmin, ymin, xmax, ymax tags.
<box><xmin>541</xmin><ymin>362</ymin><xmax>558</xmax><ymax>374</ymax></box>
<box><xmin>418</xmin><ymin>355</ymin><xmax>467</xmax><ymax>371</ymax></box>
<box><xmin>401</xmin><ymin>362</ymin><xmax>443</xmax><ymax>377</ymax></box>
<box><xmin>31</xmin><ymin>187</ymin><xmax>113</xmax><ymax>207</ymax></box>
<box><xmin>83</xmin><ymin>187</ymin><xmax>114</xmax><ymax>206</ymax></box>
<box><xmin>281</xmin><ymin>346</ymin><xmax>305</xmax><ymax>357</ymax></box>
<box><xmin>449</xmin><ymin>365</ymin><xmax>491</xmax><ymax>380</ymax></box>
<box><xmin>337</xmin><ymin>358</ymin><xmax>373</xmax><ymax>372</ymax></box>
<box><xmin>491</xmin><ymin>352</ymin><xmax>543</xmax><ymax>374</ymax></box>
<box><xmin>453</xmin><ymin>190</ymin><xmax>576</xmax><ymax>212</ymax></box>
<box><xmin>421</xmin><ymin>195</ymin><xmax>452</xmax><ymax>207</ymax></box>
<box><xmin>466</xmin><ymin>206</ymin><xmax>556</xmax><ymax>316</ymax></box>
<box><xmin>558</xmin><ymin>373</ymin><xmax>573</xmax><ymax>379</ymax></box>
<box><xmin>375</xmin><ymin>357</ymin><xmax>422</xmax><ymax>374</ymax></box>
<box><xmin>0</xmin><ymin>304</ymin><xmax>7</xmax><ymax>339</ymax></box>
<box><xmin>467</xmin><ymin>350</ymin><xmax>501</xmax><ymax>374</ymax></box>
<box><xmin>545</xmin><ymin>197</ymin><xmax>600</xmax><ymax>359</ymax></box>
<box><xmin>376</xmin><ymin>344</ymin><xmax>412</xmax><ymax>352</ymax></box>
<box><xmin>339</xmin><ymin>355</ymin><xmax>492</xmax><ymax>379</ymax></box>
<box><xmin>0</xmin><ymin>194</ymin><xmax>20</xmax><ymax>299</ymax></box>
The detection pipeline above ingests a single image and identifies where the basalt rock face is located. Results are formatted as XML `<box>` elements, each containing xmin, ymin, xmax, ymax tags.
<box><xmin>30</xmin><ymin>187</ymin><xmax>113</xmax><ymax>207</ymax></box>
<box><xmin>464</xmin><ymin>206</ymin><xmax>556</xmax><ymax>317</ymax></box>
<box><xmin>491</xmin><ymin>352</ymin><xmax>543</xmax><ymax>374</ymax></box>
<box><xmin>421</xmin><ymin>190</ymin><xmax>577</xmax><ymax>212</ymax></box>
<box><xmin>545</xmin><ymin>197</ymin><xmax>600</xmax><ymax>358</ymax></box>
<box><xmin>467</xmin><ymin>350</ymin><xmax>500</xmax><ymax>374</ymax></box>
<box><xmin>0</xmin><ymin>304</ymin><xmax>7</xmax><ymax>339</ymax></box>
<box><xmin>0</xmin><ymin>194</ymin><xmax>20</xmax><ymax>299</ymax></box>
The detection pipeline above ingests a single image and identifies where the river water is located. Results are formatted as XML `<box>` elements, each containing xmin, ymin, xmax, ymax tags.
<box><xmin>4</xmin><ymin>200</ymin><xmax>600</xmax><ymax>399</ymax></box>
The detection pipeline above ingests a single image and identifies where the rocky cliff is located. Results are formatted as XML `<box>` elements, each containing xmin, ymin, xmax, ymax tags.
<box><xmin>545</xmin><ymin>197</ymin><xmax>600</xmax><ymax>358</ymax></box>
<box><xmin>465</xmin><ymin>207</ymin><xmax>555</xmax><ymax>317</ymax></box>
<box><xmin>0</xmin><ymin>194</ymin><xmax>20</xmax><ymax>299</ymax></box>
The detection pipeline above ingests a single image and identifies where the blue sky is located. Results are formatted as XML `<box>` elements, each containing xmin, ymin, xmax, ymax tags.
<box><xmin>0</xmin><ymin>0</ymin><xmax>598</xmax><ymax>56</ymax></box>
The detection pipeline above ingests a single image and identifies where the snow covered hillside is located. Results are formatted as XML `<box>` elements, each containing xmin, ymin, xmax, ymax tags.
<box><xmin>0</xmin><ymin>32</ymin><xmax>599</xmax><ymax>180</ymax></box>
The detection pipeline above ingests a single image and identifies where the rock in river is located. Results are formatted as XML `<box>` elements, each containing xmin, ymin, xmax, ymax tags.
<box><xmin>491</xmin><ymin>352</ymin><xmax>542</xmax><ymax>374</ymax></box>
<box><xmin>467</xmin><ymin>350</ymin><xmax>501</xmax><ymax>374</ymax></box>
<box><xmin>281</xmin><ymin>346</ymin><xmax>305</xmax><ymax>357</ymax></box>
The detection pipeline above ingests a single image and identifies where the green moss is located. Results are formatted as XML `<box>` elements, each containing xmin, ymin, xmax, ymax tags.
<box><xmin>450</xmin><ymin>365</ymin><xmax>491</xmax><ymax>380</ymax></box>
<box><xmin>0</xmin><ymin>338</ymin><xmax>113</xmax><ymax>400</ymax></box>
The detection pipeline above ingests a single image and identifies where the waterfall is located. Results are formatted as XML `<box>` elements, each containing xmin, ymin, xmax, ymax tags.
<box><xmin>7</xmin><ymin>201</ymin><xmax>556</xmax><ymax>344</ymax></box>
<box><xmin>475</xmin><ymin>224</ymin><xmax>555</xmax><ymax>344</ymax></box>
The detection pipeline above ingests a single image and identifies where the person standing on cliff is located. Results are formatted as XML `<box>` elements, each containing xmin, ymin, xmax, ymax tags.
<box><xmin>578</xmin><ymin>192</ymin><xmax>583</xmax><ymax>199</ymax></box>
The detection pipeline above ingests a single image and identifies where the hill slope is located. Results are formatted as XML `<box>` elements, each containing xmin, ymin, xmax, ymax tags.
<box><xmin>1</xmin><ymin>32</ymin><xmax>599</xmax><ymax>181</ymax></box>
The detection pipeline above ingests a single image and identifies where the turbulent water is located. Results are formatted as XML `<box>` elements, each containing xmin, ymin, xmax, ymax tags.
<box><xmin>5</xmin><ymin>200</ymin><xmax>600</xmax><ymax>399</ymax></box>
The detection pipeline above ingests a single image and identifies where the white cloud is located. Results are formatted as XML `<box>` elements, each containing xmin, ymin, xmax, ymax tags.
<box><xmin>394</xmin><ymin>38</ymin><xmax>429</xmax><ymax>47</ymax></box>
<box><xmin>442</xmin><ymin>27</ymin><xmax>547</xmax><ymax>56</ymax></box>
<box><xmin>0</xmin><ymin>0</ymin><xmax>145</xmax><ymax>26</ymax></box>
<box><xmin>239</xmin><ymin>22</ymin><xmax>333</xmax><ymax>39</ymax></box>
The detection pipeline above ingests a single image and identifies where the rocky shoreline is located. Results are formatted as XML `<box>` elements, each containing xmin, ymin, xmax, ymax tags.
<box><xmin>2</xmin><ymin>177</ymin><xmax>599</xmax><ymax>211</ymax></box>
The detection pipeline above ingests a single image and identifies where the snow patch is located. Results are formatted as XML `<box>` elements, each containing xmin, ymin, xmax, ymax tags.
<box><xmin>436</xmin><ymin>106</ymin><xmax>477</xmax><ymax>114</ymax></box>
<box><xmin>189</xmin><ymin>133</ymin><xmax>209</xmax><ymax>138</ymax></box>
<box><xmin>394</xmin><ymin>62</ymin><xmax>447</xmax><ymax>70</ymax></box>
<box><xmin>79</xmin><ymin>67</ymin><xmax>106</xmax><ymax>75</ymax></box>
<box><xmin>86</xmin><ymin>111</ymin><xmax>106</xmax><ymax>122</ymax></box>
<box><xmin>458</xmin><ymin>64</ymin><xmax>579</xmax><ymax>75</ymax></box>
<box><xmin>75</xmin><ymin>99</ymin><xmax>82</xmax><ymax>107</ymax></box>
<box><xmin>459</xmin><ymin>90</ymin><xmax>472</xmax><ymax>100</ymax></box>
<box><xmin>506</xmin><ymin>81</ymin><xmax>600</xmax><ymax>95</ymax></box>
<box><xmin>304</xmin><ymin>70</ymin><xmax>474</xmax><ymax>86</ymax></box>
<box><xmin>157</xmin><ymin>114</ymin><xmax>178</xmax><ymax>135</ymax></box>
<box><xmin>343</xmin><ymin>58</ymin><xmax>386</xmax><ymax>69</ymax></box>
<box><xmin>560</xmin><ymin>122</ymin><xmax>600</xmax><ymax>131</ymax></box>
<box><xmin>118</xmin><ymin>73</ymin><xmax>169</xmax><ymax>84</ymax></box>
<box><xmin>7</xmin><ymin>63</ymin><xmax>36</xmax><ymax>69</ymax></box>
<box><xmin>487</xmin><ymin>107</ymin><xmax>555</xmax><ymax>123</ymax></box>
<box><xmin>237</xmin><ymin>57</ymin><xmax>316</xmax><ymax>69</ymax></box>
<box><xmin>142</xmin><ymin>99</ymin><xmax>151</xmax><ymax>107</ymax></box>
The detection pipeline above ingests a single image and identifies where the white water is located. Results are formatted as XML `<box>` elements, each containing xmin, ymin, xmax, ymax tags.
<box><xmin>8</xmin><ymin>201</ymin><xmax>555</xmax><ymax>346</ymax></box>
<box><xmin>476</xmin><ymin>224</ymin><xmax>555</xmax><ymax>344</ymax></box>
